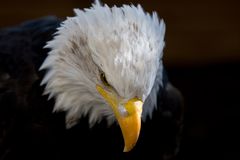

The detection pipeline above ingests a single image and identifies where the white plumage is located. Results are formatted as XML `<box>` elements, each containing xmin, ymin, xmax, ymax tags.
<box><xmin>40</xmin><ymin>0</ymin><xmax>165</xmax><ymax>128</ymax></box>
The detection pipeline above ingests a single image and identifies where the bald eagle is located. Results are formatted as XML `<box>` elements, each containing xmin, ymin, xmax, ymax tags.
<box><xmin>0</xmin><ymin>1</ymin><xmax>183</xmax><ymax>159</ymax></box>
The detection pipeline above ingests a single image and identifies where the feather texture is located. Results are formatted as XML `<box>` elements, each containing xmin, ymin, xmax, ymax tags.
<box><xmin>40</xmin><ymin>1</ymin><xmax>166</xmax><ymax>127</ymax></box>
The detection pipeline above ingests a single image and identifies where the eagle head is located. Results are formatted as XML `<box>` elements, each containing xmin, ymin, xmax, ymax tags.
<box><xmin>40</xmin><ymin>0</ymin><xmax>165</xmax><ymax>152</ymax></box>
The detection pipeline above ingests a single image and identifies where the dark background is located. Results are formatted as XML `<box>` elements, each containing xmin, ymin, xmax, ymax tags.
<box><xmin>0</xmin><ymin>0</ymin><xmax>240</xmax><ymax>159</ymax></box>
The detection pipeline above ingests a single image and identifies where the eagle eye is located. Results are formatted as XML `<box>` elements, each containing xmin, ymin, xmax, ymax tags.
<box><xmin>100</xmin><ymin>71</ymin><xmax>110</xmax><ymax>87</ymax></box>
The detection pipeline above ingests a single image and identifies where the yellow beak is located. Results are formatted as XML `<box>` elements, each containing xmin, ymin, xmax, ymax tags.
<box><xmin>96</xmin><ymin>85</ymin><xmax>143</xmax><ymax>152</ymax></box>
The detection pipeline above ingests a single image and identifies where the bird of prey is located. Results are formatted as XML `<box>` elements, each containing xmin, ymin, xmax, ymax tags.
<box><xmin>0</xmin><ymin>1</ymin><xmax>183</xmax><ymax>159</ymax></box>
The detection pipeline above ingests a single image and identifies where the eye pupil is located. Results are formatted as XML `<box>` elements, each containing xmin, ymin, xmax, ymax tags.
<box><xmin>100</xmin><ymin>72</ymin><xmax>110</xmax><ymax>86</ymax></box>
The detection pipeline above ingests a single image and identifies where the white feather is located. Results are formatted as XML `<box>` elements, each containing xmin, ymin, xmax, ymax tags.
<box><xmin>40</xmin><ymin>1</ymin><xmax>165</xmax><ymax>127</ymax></box>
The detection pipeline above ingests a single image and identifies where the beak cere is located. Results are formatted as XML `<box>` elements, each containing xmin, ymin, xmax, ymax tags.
<box><xmin>96</xmin><ymin>85</ymin><xmax>143</xmax><ymax>152</ymax></box>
